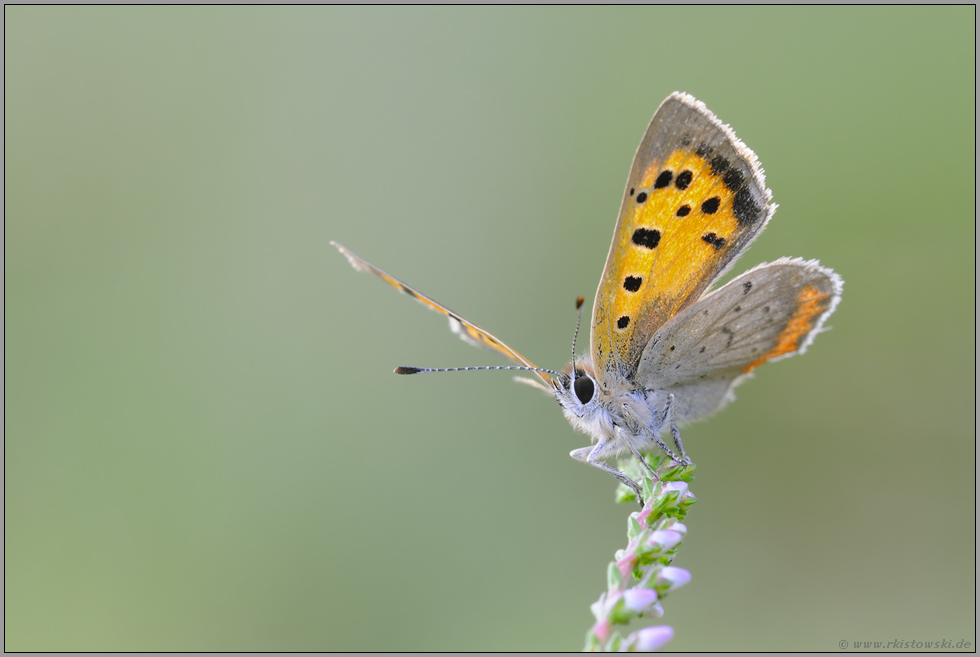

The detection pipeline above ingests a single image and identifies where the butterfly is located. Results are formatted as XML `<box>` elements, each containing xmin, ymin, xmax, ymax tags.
<box><xmin>332</xmin><ymin>92</ymin><xmax>842</xmax><ymax>501</ymax></box>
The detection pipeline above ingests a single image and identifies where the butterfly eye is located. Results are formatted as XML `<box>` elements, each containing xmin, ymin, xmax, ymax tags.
<box><xmin>574</xmin><ymin>373</ymin><xmax>595</xmax><ymax>405</ymax></box>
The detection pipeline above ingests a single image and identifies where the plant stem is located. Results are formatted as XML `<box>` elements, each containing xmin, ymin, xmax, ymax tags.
<box><xmin>583</xmin><ymin>456</ymin><xmax>696</xmax><ymax>652</ymax></box>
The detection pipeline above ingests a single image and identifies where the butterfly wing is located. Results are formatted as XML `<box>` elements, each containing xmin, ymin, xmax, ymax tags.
<box><xmin>636</xmin><ymin>258</ymin><xmax>842</xmax><ymax>422</ymax></box>
<box><xmin>331</xmin><ymin>242</ymin><xmax>553</xmax><ymax>386</ymax></box>
<box><xmin>591</xmin><ymin>92</ymin><xmax>774</xmax><ymax>382</ymax></box>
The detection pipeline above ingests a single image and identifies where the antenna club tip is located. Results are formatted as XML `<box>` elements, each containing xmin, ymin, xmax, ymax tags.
<box><xmin>394</xmin><ymin>366</ymin><xmax>422</xmax><ymax>375</ymax></box>
<box><xmin>576</xmin><ymin>295</ymin><xmax>585</xmax><ymax>309</ymax></box>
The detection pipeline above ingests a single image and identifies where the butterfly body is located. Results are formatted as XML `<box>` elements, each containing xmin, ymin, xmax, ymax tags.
<box><xmin>556</xmin><ymin>360</ymin><xmax>662</xmax><ymax>454</ymax></box>
<box><xmin>333</xmin><ymin>92</ymin><xmax>842</xmax><ymax>500</ymax></box>
<box><xmin>554</xmin><ymin>360</ymin><xmax>680</xmax><ymax>493</ymax></box>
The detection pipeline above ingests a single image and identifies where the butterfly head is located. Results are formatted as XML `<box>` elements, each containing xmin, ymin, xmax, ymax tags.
<box><xmin>555</xmin><ymin>358</ymin><xmax>597</xmax><ymax>408</ymax></box>
<box><xmin>554</xmin><ymin>358</ymin><xmax>617</xmax><ymax>441</ymax></box>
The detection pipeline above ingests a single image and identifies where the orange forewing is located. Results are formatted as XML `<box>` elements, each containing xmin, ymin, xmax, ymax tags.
<box><xmin>592</xmin><ymin>93</ymin><xmax>773</xmax><ymax>379</ymax></box>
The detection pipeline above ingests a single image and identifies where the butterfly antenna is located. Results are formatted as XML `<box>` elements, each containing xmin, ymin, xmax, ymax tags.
<box><xmin>394</xmin><ymin>298</ymin><xmax>582</xmax><ymax>382</ymax></box>
<box><xmin>570</xmin><ymin>295</ymin><xmax>585</xmax><ymax>389</ymax></box>
<box><xmin>395</xmin><ymin>365</ymin><xmax>562</xmax><ymax>376</ymax></box>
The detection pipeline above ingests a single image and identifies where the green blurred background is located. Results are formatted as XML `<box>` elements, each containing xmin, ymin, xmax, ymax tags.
<box><xmin>5</xmin><ymin>7</ymin><xmax>975</xmax><ymax>651</ymax></box>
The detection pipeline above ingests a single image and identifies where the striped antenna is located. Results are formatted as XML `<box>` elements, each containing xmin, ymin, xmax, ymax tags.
<box><xmin>393</xmin><ymin>298</ymin><xmax>584</xmax><ymax>382</ymax></box>
<box><xmin>395</xmin><ymin>365</ymin><xmax>562</xmax><ymax>376</ymax></box>
<box><xmin>570</xmin><ymin>295</ymin><xmax>585</xmax><ymax>390</ymax></box>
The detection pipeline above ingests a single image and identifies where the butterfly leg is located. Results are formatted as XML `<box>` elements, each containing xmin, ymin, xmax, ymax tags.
<box><xmin>570</xmin><ymin>443</ymin><xmax>644</xmax><ymax>504</ymax></box>
<box><xmin>640</xmin><ymin>404</ymin><xmax>684</xmax><ymax>465</ymax></box>
<box><xmin>663</xmin><ymin>393</ymin><xmax>691</xmax><ymax>466</ymax></box>
<box><xmin>614</xmin><ymin>419</ymin><xmax>658</xmax><ymax>478</ymax></box>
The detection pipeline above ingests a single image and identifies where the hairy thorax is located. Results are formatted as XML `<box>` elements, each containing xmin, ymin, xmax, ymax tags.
<box><xmin>555</xmin><ymin>356</ymin><xmax>667</xmax><ymax>455</ymax></box>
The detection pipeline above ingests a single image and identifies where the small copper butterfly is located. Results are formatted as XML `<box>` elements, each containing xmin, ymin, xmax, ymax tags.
<box><xmin>333</xmin><ymin>92</ymin><xmax>842</xmax><ymax>500</ymax></box>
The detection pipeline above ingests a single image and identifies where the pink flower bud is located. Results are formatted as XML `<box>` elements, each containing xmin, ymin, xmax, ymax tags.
<box><xmin>656</xmin><ymin>566</ymin><xmax>691</xmax><ymax>592</ymax></box>
<box><xmin>648</xmin><ymin>530</ymin><xmax>682</xmax><ymax>551</ymax></box>
<box><xmin>622</xmin><ymin>587</ymin><xmax>658</xmax><ymax>612</ymax></box>
<box><xmin>662</xmin><ymin>481</ymin><xmax>688</xmax><ymax>499</ymax></box>
<box><xmin>633</xmin><ymin>625</ymin><xmax>674</xmax><ymax>651</ymax></box>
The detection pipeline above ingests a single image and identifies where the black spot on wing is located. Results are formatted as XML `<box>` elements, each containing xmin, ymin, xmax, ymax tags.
<box><xmin>743</xmin><ymin>281</ymin><xmax>753</xmax><ymax>294</ymax></box>
<box><xmin>701</xmin><ymin>197</ymin><xmax>720</xmax><ymax>214</ymax></box>
<box><xmin>710</xmin><ymin>155</ymin><xmax>730</xmax><ymax>175</ymax></box>
<box><xmin>675</xmin><ymin>170</ymin><xmax>693</xmax><ymax>190</ymax></box>
<box><xmin>623</xmin><ymin>276</ymin><xmax>642</xmax><ymax>292</ymax></box>
<box><xmin>617</xmin><ymin>316</ymin><xmax>630</xmax><ymax>329</ymax></box>
<box><xmin>632</xmin><ymin>228</ymin><xmax>661</xmax><ymax>249</ymax></box>
<box><xmin>636</xmin><ymin>191</ymin><xmax>648</xmax><ymax>204</ymax></box>
<box><xmin>723</xmin><ymin>168</ymin><xmax>744</xmax><ymax>192</ymax></box>
<box><xmin>677</xmin><ymin>205</ymin><xmax>691</xmax><ymax>217</ymax></box>
<box><xmin>702</xmin><ymin>232</ymin><xmax>726</xmax><ymax>249</ymax></box>
<box><xmin>733</xmin><ymin>188</ymin><xmax>762</xmax><ymax>225</ymax></box>
<box><xmin>654</xmin><ymin>170</ymin><xmax>673</xmax><ymax>189</ymax></box>
<box><xmin>721</xmin><ymin>326</ymin><xmax>734</xmax><ymax>348</ymax></box>
<box><xmin>722</xmin><ymin>167</ymin><xmax>764</xmax><ymax>225</ymax></box>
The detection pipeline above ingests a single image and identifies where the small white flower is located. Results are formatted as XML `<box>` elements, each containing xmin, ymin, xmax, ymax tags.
<box><xmin>622</xmin><ymin>588</ymin><xmax>658</xmax><ymax>613</ymax></box>
<box><xmin>647</xmin><ymin>530</ymin><xmax>682</xmax><ymax>552</ymax></box>
<box><xmin>633</xmin><ymin>625</ymin><xmax>674</xmax><ymax>651</ymax></box>
<box><xmin>655</xmin><ymin>566</ymin><xmax>691</xmax><ymax>592</ymax></box>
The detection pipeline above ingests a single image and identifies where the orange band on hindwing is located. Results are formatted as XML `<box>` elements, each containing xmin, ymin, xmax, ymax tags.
<box><xmin>744</xmin><ymin>284</ymin><xmax>833</xmax><ymax>373</ymax></box>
